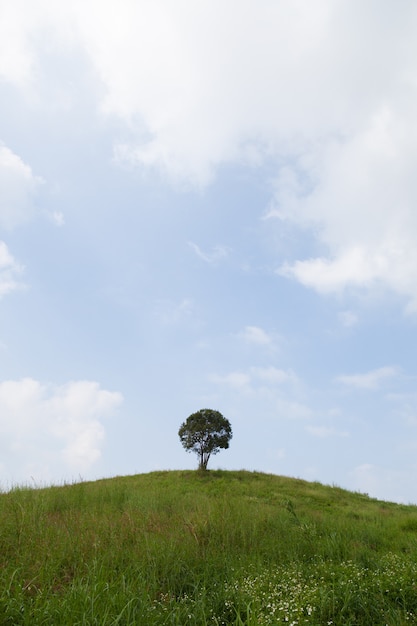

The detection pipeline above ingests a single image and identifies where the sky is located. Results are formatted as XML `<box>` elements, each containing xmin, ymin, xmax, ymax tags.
<box><xmin>1</xmin><ymin>0</ymin><xmax>417</xmax><ymax>504</ymax></box>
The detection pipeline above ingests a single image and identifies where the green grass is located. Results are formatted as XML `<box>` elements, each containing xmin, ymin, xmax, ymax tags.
<box><xmin>1</xmin><ymin>470</ymin><xmax>417</xmax><ymax>624</ymax></box>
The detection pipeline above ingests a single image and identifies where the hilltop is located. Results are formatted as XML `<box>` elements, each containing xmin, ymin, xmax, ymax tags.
<box><xmin>1</xmin><ymin>470</ymin><xmax>417</xmax><ymax>624</ymax></box>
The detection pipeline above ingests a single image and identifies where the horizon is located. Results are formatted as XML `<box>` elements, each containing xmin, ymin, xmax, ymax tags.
<box><xmin>1</xmin><ymin>468</ymin><xmax>415</xmax><ymax>508</ymax></box>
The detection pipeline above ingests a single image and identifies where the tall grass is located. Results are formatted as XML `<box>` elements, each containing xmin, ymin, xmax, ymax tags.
<box><xmin>0</xmin><ymin>470</ymin><xmax>417</xmax><ymax>624</ymax></box>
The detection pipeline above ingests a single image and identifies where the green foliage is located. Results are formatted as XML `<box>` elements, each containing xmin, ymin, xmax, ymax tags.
<box><xmin>178</xmin><ymin>408</ymin><xmax>232</xmax><ymax>470</ymax></box>
<box><xmin>1</xmin><ymin>470</ymin><xmax>417</xmax><ymax>624</ymax></box>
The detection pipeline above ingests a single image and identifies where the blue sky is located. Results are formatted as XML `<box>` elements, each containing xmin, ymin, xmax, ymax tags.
<box><xmin>1</xmin><ymin>1</ymin><xmax>417</xmax><ymax>503</ymax></box>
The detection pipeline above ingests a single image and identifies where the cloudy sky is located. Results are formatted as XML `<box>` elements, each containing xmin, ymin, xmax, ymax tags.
<box><xmin>1</xmin><ymin>0</ymin><xmax>417</xmax><ymax>503</ymax></box>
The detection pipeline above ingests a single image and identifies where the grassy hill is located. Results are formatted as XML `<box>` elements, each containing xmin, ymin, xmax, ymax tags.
<box><xmin>1</xmin><ymin>470</ymin><xmax>417</xmax><ymax>625</ymax></box>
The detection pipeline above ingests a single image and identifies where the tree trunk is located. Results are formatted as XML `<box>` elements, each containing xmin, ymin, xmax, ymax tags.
<box><xmin>198</xmin><ymin>451</ymin><xmax>210</xmax><ymax>470</ymax></box>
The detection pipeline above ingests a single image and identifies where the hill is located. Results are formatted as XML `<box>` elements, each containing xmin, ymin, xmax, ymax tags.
<box><xmin>1</xmin><ymin>470</ymin><xmax>417</xmax><ymax>624</ymax></box>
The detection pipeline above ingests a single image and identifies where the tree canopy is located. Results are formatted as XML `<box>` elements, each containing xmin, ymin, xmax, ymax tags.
<box><xmin>178</xmin><ymin>409</ymin><xmax>232</xmax><ymax>470</ymax></box>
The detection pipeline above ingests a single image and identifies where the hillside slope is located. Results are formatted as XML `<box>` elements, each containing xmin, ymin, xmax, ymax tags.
<box><xmin>1</xmin><ymin>470</ymin><xmax>417</xmax><ymax>624</ymax></box>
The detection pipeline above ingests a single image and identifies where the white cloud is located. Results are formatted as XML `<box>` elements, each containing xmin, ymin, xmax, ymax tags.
<box><xmin>51</xmin><ymin>211</ymin><xmax>65</xmax><ymax>227</ymax></box>
<box><xmin>5</xmin><ymin>2</ymin><xmax>408</xmax><ymax>181</ymax></box>
<box><xmin>240</xmin><ymin>325</ymin><xmax>273</xmax><ymax>346</ymax></box>
<box><xmin>210</xmin><ymin>366</ymin><xmax>295</xmax><ymax>390</ymax></box>
<box><xmin>0</xmin><ymin>241</ymin><xmax>24</xmax><ymax>297</ymax></box>
<box><xmin>85</xmin><ymin>0</ymin><xmax>394</xmax><ymax>184</ymax></box>
<box><xmin>0</xmin><ymin>1</ymin><xmax>37</xmax><ymax>87</ymax></box>
<box><xmin>210</xmin><ymin>371</ymin><xmax>251</xmax><ymax>390</ymax></box>
<box><xmin>0</xmin><ymin>144</ymin><xmax>44</xmax><ymax>229</ymax></box>
<box><xmin>0</xmin><ymin>2</ymin><xmax>77</xmax><ymax>89</ymax></box>
<box><xmin>5</xmin><ymin>2</ymin><xmax>417</xmax><ymax>310</ymax></box>
<box><xmin>250</xmin><ymin>366</ymin><xmax>296</xmax><ymax>385</ymax></box>
<box><xmin>84</xmin><ymin>3</ymin><xmax>417</xmax><ymax>313</ymax></box>
<box><xmin>274</xmin><ymin>101</ymin><xmax>417</xmax><ymax>311</ymax></box>
<box><xmin>336</xmin><ymin>366</ymin><xmax>398</xmax><ymax>390</ymax></box>
<box><xmin>279</xmin><ymin>248</ymin><xmax>387</xmax><ymax>295</ymax></box>
<box><xmin>0</xmin><ymin>378</ymin><xmax>123</xmax><ymax>485</ymax></box>
<box><xmin>188</xmin><ymin>242</ymin><xmax>230</xmax><ymax>264</ymax></box>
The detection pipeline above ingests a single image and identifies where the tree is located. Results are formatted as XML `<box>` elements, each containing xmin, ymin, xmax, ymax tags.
<box><xmin>178</xmin><ymin>409</ymin><xmax>232</xmax><ymax>470</ymax></box>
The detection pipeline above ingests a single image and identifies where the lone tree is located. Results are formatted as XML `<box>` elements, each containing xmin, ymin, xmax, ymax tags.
<box><xmin>178</xmin><ymin>409</ymin><xmax>232</xmax><ymax>470</ymax></box>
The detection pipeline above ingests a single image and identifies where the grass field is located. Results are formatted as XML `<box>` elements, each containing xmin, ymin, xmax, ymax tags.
<box><xmin>1</xmin><ymin>470</ymin><xmax>417</xmax><ymax>624</ymax></box>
